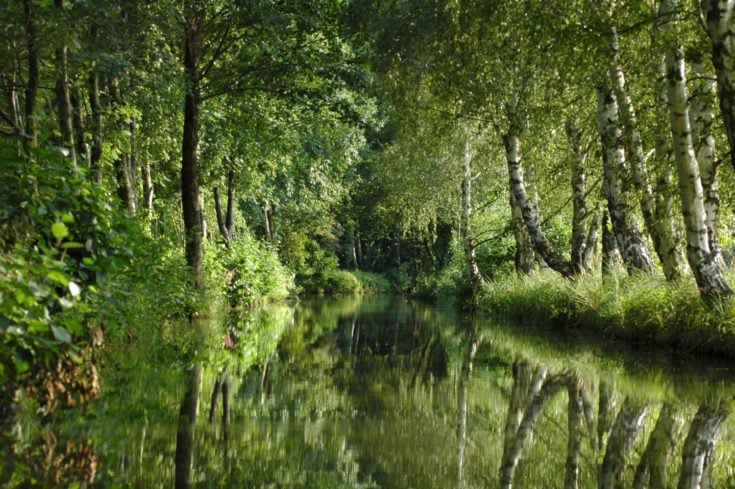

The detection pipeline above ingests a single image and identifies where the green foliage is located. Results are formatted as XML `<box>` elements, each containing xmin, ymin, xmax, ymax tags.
<box><xmin>206</xmin><ymin>234</ymin><xmax>294</xmax><ymax>309</ymax></box>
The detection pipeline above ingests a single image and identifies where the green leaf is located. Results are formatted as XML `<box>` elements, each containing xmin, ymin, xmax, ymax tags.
<box><xmin>15</xmin><ymin>359</ymin><xmax>29</xmax><ymax>374</ymax></box>
<box><xmin>61</xmin><ymin>242</ymin><xmax>85</xmax><ymax>249</ymax></box>
<box><xmin>51</xmin><ymin>325</ymin><xmax>72</xmax><ymax>343</ymax></box>
<box><xmin>63</xmin><ymin>318</ymin><xmax>84</xmax><ymax>335</ymax></box>
<box><xmin>47</xmin><ymin>270</ymin><xmax>70</xmax><ymax>286</ymax></box>
<box><xmin>61</xmin><ymin>213</ymin><xmax>75</xmax><ymax>223</ymax></box>
<box><xmin>51</xmin><ymin>222</ymin><xmax>69</xmax><ymax>240</ymax></box>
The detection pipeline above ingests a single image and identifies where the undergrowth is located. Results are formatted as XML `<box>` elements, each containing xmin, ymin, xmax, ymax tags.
<box><xmin>479</xmin><ymin>270</ymin><xmax>735</xmax><ymax>357</ymax></box>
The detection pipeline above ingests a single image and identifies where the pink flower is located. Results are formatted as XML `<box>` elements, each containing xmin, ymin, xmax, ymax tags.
<box><xmin>225</xmin><ymin>332</ymin><xmax>234</xmax><ymax>349</ymax></box>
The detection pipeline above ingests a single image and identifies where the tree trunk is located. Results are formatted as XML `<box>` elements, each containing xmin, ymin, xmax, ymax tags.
<box><xmin>111</xmin><ymin>80</ymin><xmax>136</xmax><ymax>214</ymax></box>
<box><xmin>566</xmin><ymin>118</ymin><xmax>591</xmax><ymax>274</ymax></box>
<box><xmin>23</xmin><ymin>0</ymin><xmax>38</xmax><ymax>152</ymax></box>
<box><xmin>633</xmin><ymin>403</ymin><xmax>685</xmax><ymax>489</ymax></box>
<box><xmin>181</xmin><ymin>5</ymin><xmax>205</xmax><ymax>290</ymax></box>
<box><xmin>460</xmin><ymin>130</ymin><xmax>484</xmax><ymax>288</ymax></box>
<box><xmin>88</xmin><ymin>66</ymin><xmax>102</xmax><ymax>181</ymax></box>
<box><xmin>263</xmin><ymin>201</ymin><xmax>273</xmax><ymax>242</ymax></box>
<box><xmin>677</xmin><ymin>401</ymin><xmax>728</xmax><ymax>489</ymax></box>
<box><xmin>583</xmin><ymin>213</ymin><xmax>600</xmax><ymax>270</ymax></box>
<box><xmin>504</xmin><ymin>129</ymin><xmax>575</xmax><ymax>277</ymax></box>
<box><xmin>662</xmin><ymin>3</ymin><xmax>732</xmax><ymax>303</ymax></box>
<box><xmin>702</xmin><ymin>0</ymin><xmax>735</xmax><ymax>173</ymax></box>
<box><xmin>601</xmin><ymin>211</ymin><xmax>623</xmax><ymax>274</ymax></box>
<box><xmin>599</xmin><ymin>398</ymin><xmax>649</xmax><ymax>489</ymax></box>
<box><xmin>72</xmin><ymin>86</ymin><xmax>88</xmax><ymax>166</ymax></box>
<box><xmin>652</xmin><ymin>55</ymin><xmax>687</xmax><ymax>280</ymax></box>
<box><xmin>214</xmin><ymin>186</ymin><xmax>232</xmax><ymax>245</ymax></box>
<box><xmin>691</xmin><ymin>59</ymin><xmax>725</xmax><ymax>268</ymax></box>
<box><xmin>608</xmin><ymin>30</ymin><xmax>672</xmax><ymax>275</ymax></box>
<box><xmin>142</xmin><ymin>159</ymin><xmax>154</xmax><ymax>213</ymax></box>
<box><xmin>54</xmin><ymin>0</ymin><xmax>76</xmax><ymax>169</ymax></box>
<box><xmin>510</xmin><ymin>189</ymin><xmax>535</xmax><ymax>274</ymax></box>
<box><xmin>596</xmin><ymin>86</ymin><xmax>655</xmax><ymax>274</ymax></box>
<box><xmin>127</xmin><ymin>120</ymin><xmax>139</xmax><ymax>212</ymax></box>
<box><xmin>174</xmin><ymin>363</ymin><xmax>201</xmax><ymax>489</ymax></box>
<box><xmin>225</xmin><ymin>169</ymin><xmax>235</xmax><ymax>235</ymax></box>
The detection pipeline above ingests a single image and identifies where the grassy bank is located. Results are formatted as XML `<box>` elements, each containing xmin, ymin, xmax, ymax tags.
<box><xmin>478</xmin><ymin>271</ymin><xmax>735</xmax><ymax>358</ymax></box>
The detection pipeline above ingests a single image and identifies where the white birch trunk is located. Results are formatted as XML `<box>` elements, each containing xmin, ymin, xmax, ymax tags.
<box><xmin>691</xmin><ymin>60</ymin><xmax>725</xmax><ymax>267</ymax></box>
<box><xmin>505</xmin><ymin>129</ymin><xmax>575</xmax><ymax>277</ymax></box>
<box><xmin>596</xmin><ymin>87</ymin><xmax>655</xmax><ymax>273</ymax></box>
<box><xmin>702</xmin><ymin>0</ymin><xmax>735</xmax><ymax>172</ymax></box>
<box><xmin>608</xmin><ymin>30</ymin><xmax>667</xmax><ymax>268</ymax></box>
<box><xmin>510</xmin><ymin>189</ymin><xmax>535</xmax><ymax>274</ymax></box>
<box><xmin>460</xmin><ymin>130</ymin><xmax>483</xmax><ymax>287</ymax></box>
<box><xmin>653</xmin><ymin>55</ymin><xmax>687</xmax><ymax>280</ymax></box>
<box><xmin>662</xmin><ymin>1</ymin><xmax>732</xmax><ymax>302</ymax></box>
<box><xmin>566</xmin><ymin>119</ymin><xmax>591</xmax><ymax>274</ymax></box>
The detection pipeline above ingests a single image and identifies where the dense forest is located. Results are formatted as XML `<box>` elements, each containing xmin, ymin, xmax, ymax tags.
<box><xmin>2</xmin><ymin>0</ymin><xmax>735</xmax><ymax>486</ymax></box>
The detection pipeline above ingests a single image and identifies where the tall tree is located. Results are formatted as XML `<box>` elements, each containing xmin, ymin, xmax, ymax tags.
<box><xmin>181</xmin><ymin>2</ymin><xmax>205</xmax><ymax>290</ymax></box>
<box><xmin>662</xmin><ymin>0</ymin><xmax>732</xmax><ymax>303</ymax></box>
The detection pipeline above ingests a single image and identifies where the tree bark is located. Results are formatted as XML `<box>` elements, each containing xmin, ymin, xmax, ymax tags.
<box><xmin>652</xmin><ymin>54</ymin><xmax>687</xmax><ymax>280</ymax></box>
<box><xmin>88</xmin><ymin>65</ymin><xmax>102</xmax><ymax>182</ymax></box>
<box><xmin>54</xmin><ymin>0</ymin><xmax>76</xmax><ymax>169</ymax></box>
<box><xmin>602</xmin><ymin>211</ymin><xmax>623</xmax><ymax>274</ymax></box>
<box><xmin>72</xmin><ymin>86</ymin><xmax>88</xmax><ymax>166</ymax></box>
<box><xmin>510</xmin><ymin>188</ymin><xmax>535</xmax><ymax>274</ymax></box>
<box><xmin>566</xmin><ymin>118</ymin><xmax>591</xmax><ymax>274</ymax></box>
<box><xmin>677</xmin><ymin>401</ymin><xmax>728</xmax><ymax>489</ymax></box>
<box><xmin>607</xmin><ymin>29</ymin><xmax>671</xmax><ymax>275</ymax></box>
<box><xmin>182</xmin><ymin>4</ymin><xmax>205</xmax><ymax>290</ymax></box>
<box><xmin>23</xmin><ymin>0</ymin><xmax>38</xmax><ymax>152</ymax></box>
<box><xmin>599</xmin><ymin>398</ymin><xmax>649</xmax><ymax>489</ymax></box>
<box><xmin>460</xmin><ymin>130</ymin><xmax>484</xmax><ymax>288</ymax></box>
<box><xmin>691</xmin><ymin>59</ymin><xmax>725</xmax><ymax>268</ymax></box>
<box><xmin>142</xmin><ymin>159</ymin><xmax>154</xmax><ymax>213</ymax></box>
<box><xmin>702</xmin><ymin>0</ymin><xmax>735</xmax><ymax>173</ymax></box>
<box><xmin>504</xmin><ymin>128</ymin><xmax>575</xmax><ymax>277</ymax></box>
<box><xmin>596</xmin><ymin>86</ymin><xmax>655</xmax><ymax>274</ymax></box>
<box><xmin>662</xmin><ymin>2</ymin><xmax>732</xmax><ymax>303</ymax></box>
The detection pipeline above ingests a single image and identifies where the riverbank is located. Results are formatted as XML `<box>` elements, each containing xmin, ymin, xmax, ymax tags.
<box><xmin>477</xmin><ymin>271</ymin><xmax>735</xmax><ymax>358</ymax></box>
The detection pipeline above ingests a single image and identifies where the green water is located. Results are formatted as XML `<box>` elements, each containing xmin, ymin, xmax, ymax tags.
<box><xmin>5</xmin><ymin>296</ymin><xmax>735</xmax><ymax>488</ymax></box>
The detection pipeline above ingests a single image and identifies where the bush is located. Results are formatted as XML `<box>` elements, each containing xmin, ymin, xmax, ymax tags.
<box><xmin>352</xmin><ymin>271</ymin><xmax>392</xmax><ymax>294</ymax></box>
<box><xmin>322</xmin><ymin>269</ymin><xmax>362</xmax><ymax>295</ymax></box>
<box><xmin>206</xmin><ymin>233</ymin><xmax>294</xmax><ymax>309</ymax></box>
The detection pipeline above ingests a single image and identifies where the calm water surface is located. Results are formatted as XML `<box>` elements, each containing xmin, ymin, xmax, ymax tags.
<box><xmin>6</xmin><ymin>296</ymin><xmax>735</xmax><ymax>487</ymax></box>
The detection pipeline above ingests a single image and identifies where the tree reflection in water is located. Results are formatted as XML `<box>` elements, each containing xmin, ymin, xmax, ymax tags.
<box><xmin>3</xmin><ymin>297</ymin><xmax>735</xmax><ymax>487</ymax></box>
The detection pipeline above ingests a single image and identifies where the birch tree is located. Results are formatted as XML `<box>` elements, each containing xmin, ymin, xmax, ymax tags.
<box><xmin>661</xmin><ymin>0</ymin><xmax>733</xmax><ymax>303</ymax></box>
<box><xmin>701</xmin><ymin>0</ymin><xmax>735</xmax><ymax>172</ymax></box>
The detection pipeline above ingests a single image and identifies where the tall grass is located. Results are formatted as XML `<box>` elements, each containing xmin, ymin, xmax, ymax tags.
<box><xmin>479</xmin><ymin>270</ymin><xmax>735</xmax><ymax>357</ymax></box>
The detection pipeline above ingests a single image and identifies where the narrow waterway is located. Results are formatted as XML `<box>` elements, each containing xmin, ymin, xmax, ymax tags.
<box><xmin>6</xmin><ymin>296</ymin><xmax>735</xmax><ymax>487</ymax></box>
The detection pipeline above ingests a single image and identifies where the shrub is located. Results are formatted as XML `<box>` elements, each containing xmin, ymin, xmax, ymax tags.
<box><xmin>206</xmin><ymin>233</ymin><xmax>294</xmax><ymax>309</ymax></box>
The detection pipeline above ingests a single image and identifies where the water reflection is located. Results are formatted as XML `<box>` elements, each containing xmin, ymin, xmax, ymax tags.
<box><xmin>4</xmin><ymin>297</ymin><xmax>735</xmax><ymax>487</ymax></box>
